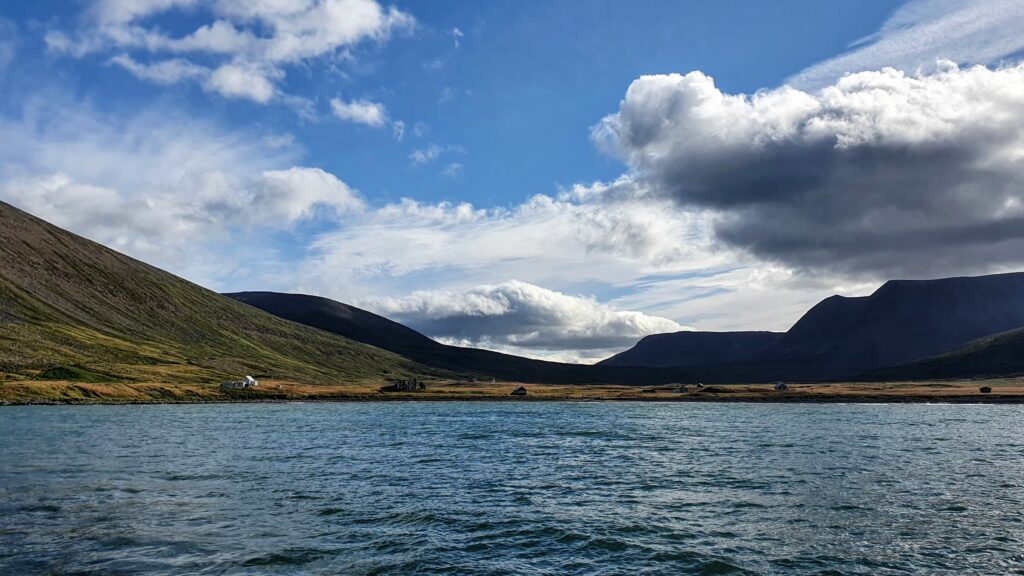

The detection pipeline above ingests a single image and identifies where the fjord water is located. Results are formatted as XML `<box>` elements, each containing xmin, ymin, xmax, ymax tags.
<box><xmin>1</xmin><ymin>403</ymin><xmax>1022</xmax><ymax>575</ymax></box>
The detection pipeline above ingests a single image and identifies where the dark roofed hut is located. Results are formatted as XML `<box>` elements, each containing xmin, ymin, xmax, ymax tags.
<box><xmin>979</xmin><ymin>386</ymin><xmax>992</xmax><ymax>394</ymax></box>
<box><xmin>510</xmin><ymin>386</ymin><xmax>527</xmax><ymax>396</ymax></box>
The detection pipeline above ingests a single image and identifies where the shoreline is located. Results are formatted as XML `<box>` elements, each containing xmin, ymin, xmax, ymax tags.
<box><xmin>4</xmin><ymin>378</ymin><xmax>1023</xmax><ymax>406</ymax></box>
<box><xmin>5</xmin><ymin>394</ymin><xmax>1024</xmax><ymax>406</ymax></box>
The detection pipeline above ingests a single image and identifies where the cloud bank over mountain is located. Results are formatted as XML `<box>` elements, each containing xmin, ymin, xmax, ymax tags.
<box><xmin>595</xmin><ymin>62</ymin><xmax>1024</xmax><ymax>277</ymax></box>
<box><xmin>361</xmin><ymin>280</ymin><xmax>686</xmax><ymax>363</ymax></box>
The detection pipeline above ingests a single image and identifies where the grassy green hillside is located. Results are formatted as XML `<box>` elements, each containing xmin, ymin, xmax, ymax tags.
<box><xmin>0</xmin><ymin>201</ymin><xmax>443</xmax><ymax>388</ymax></box>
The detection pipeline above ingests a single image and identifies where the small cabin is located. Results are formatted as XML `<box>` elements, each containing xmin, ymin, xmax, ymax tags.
<box><xmin>979</xmin><ymin>386</ymin><xmax>992</xmax><ymax>394</ymax></box>
<box><xmin>673</xmin><ymin>385</ymin><xmax>688</xmax><ymax>394</ymax></box>
<box><xmin>510</xmin><ymin>386</ymin><xmax>527</xmax><ymax>396</ymax></box>
<box><xmin>220</xmin><ymin>375</ymin><xmax>259</xmax><ymax>390</ymax></box>
<box><xmin>774</xmin><ymin>381</ymin><xmax>788</xmax><ymax>392</ymax></box>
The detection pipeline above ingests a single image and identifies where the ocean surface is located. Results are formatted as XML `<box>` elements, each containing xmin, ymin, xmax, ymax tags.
<box><xmin>1</xmin><ymin>402</ymin><xmax>1023</xmax><ymax>575</ymax></box>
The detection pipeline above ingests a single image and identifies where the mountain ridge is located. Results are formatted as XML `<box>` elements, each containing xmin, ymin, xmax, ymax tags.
<box><xmin>0</xmin><ymin>200</ymin><xmax>438</xmax><ymax>385</ymax></box>
<box><xmin>225</xmin><ymin>291</ymin><xmax>700</xmax><ymax>384</ymax></box>
<box><xmin>598</xmin><ymin>331</ymin><xmax>781</xmax><ymax>368</ymax></box>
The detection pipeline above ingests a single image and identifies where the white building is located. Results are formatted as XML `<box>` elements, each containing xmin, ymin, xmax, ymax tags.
<box><xmin>220</xmin><ymin>376</ymin><xmax>259</xmax><ymax>390</ymax></box>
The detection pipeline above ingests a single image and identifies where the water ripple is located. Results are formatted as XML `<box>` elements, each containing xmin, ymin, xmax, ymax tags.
<box><xmin>1</xmin><ymin>402</ymin><xmax>1023</xmax><ymax>574</ymax></box>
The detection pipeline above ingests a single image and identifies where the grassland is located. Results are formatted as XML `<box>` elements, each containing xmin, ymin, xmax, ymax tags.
<box><xmin>4</xmin><ymin>376</ymin><xmax>1023</xmax><ymax>404</ymax></box>
<box><xmin>0</xmin><ymin>201</ymin><xmax>448</xmax><ymax>386</ymax></box>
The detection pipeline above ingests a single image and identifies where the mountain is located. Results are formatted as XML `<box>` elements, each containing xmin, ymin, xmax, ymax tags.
<box><xmin>0</xmin><ymin>201</ymin><xmax>436</xmax><ymax>385</ymax></box>
<box><xmin>225</xmin><ymin>292</ymin><xmax>697</xmax><ymax>384</ymax></box>
<box><xmin>598</xmin><ymin>331</ymin><xmax>781</xmax><ymax>367</ymax></box>
<box><xmin>862</xmin><ymin>328</ymin><xmax>1024</xmax><ymax>381</ymax></box>
<box><xmin>598</xmin><ymin>273</ymin><xmax>1024</xmax><ymax>382</ymax></box>
<box><xmin>751</xmin><ymin>273</ymin><xmax>1024</xmax><ymax>380</ymax></box>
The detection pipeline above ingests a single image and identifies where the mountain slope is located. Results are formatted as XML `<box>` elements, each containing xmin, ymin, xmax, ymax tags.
<box><xmin>598</xmin><ymin>331</ymin><xmax>781</xmax><ymax>367</ymax></box>
<box><xmin>750</xmin><ymin>273</ymin><xmax>1024</xmax><ymax>380</ymax></box>
<box><xmin>862</xmin><ymin>328</ymin><xmax>1024</xmax><ymax>381</ymax></box>
<box><xmin>225</xmin><ymin>292</ymin><xmax>700</xmax><ymax>384</ymax></box>
<box><xmin>0</xmin><ymin>201</ymin><xmax>436</xmax><ymax>384</ymax></box>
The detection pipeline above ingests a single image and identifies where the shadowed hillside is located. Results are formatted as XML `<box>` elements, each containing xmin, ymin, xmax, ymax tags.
<box><xmin>750</xmin><ymin>274</ymin><xmax>1024</xmax><ymax>380</ymax></box>
<box><xmin>602</xmin><ymin>273</ymin><xmax>1024</xmax><ymax>381</ymax></box>
<box><xmin>0</xmin><ymin>201</ymin><xmax>439</xmax><ymax>384</ymax></box>
<box><xmin>862</xmin><ymin>328</ymin><xmax>1024</xmax><ymax>381</ymax></box>
<box><xmin>226</xmin><ymin>292</ymin><xmax>700</xmax><ymax>384</ymax></box>
<box><xmin>599</xmin><ymin>331</ymin><xmax>781</xmax><ymax>368</ymax></box>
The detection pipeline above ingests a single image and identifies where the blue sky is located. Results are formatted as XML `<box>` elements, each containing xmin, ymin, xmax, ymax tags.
<box><xmin>0</xmin><ymin>1</ymin><xmax>896</xmax><ymax>207</ymax></box>
<box><xmin>2</xmin><ymin>0</ymin><xmax>1024</xmax><ymax>361</ymax></box>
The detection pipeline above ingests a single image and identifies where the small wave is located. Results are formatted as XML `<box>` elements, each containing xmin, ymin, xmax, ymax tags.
<box><xmin>240</xmin><ymin>548</ymin><xmax>326</xmax><ymax>567</ymax></box>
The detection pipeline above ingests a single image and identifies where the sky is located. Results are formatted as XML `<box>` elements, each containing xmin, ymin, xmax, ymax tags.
<box><xmin>1</xmin><ymin>0</ymin><xmax>1024</xmax><ymax>363</ymax></box>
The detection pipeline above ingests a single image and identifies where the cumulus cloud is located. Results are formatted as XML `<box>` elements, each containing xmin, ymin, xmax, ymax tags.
<box><xmin>791</xmin><ymin>0</ymin><xmax>1024</xmax><ymax>89</ymax></box>
<box><xmin>0</xmin><ymin>99</ymin><xmax>362</xmax><ymax>286</ymax></box>
<box><xmin>47</xmin><ymin>0</ymin><xmax>415</xmax><ymax>103</ymax></box>
<box><xmin>205</xmin><ymin>62</ymin><xmax>280</xmax><ymax>103</ymax></box>
<box><xmin>361</xmin><ymin>280</ymin><xmax>686</xmax><ymax>362</ymax></box>
<box><xmin>250</xmin><ymin>167</ymin><xmax>364</xmax><ymax>222</ymax></box>
<box><xmin>594</xmin><ymin>62</ymin><xmax>1024</xmax><ymax>277</ymax></box>
<box><xmin>330</xmin><ymin>97</ymin><xmax>388</xmax><ymax>127</ymax></box>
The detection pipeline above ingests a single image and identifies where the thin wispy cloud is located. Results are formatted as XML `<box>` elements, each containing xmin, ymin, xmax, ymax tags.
<box><xmin>790</xmin><ymin>0</ymin><xmax>1024</xmax><ymax>88</ymax></box>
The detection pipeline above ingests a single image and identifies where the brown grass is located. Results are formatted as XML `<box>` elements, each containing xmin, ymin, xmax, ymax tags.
<box><xmin>3</xmin><ymin>376</ymin><xmax>1024</xmax><ymax>404</ymax></box>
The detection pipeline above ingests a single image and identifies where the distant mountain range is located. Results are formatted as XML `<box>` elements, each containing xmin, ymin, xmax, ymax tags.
<box><xmin>1</xmin><ymin>199</ymin><xmax>1022</xmax><ymax>388</ymax></box>
<box><xmin>601</xmin><ymin>273</ymin><xmax>1024</xmax><ymax>381</ymax></box>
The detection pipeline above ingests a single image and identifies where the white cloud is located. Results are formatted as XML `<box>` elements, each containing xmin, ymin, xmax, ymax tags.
<box><xmin>205</xmin><ymin>62</ymin><xmax>279</xmax><ymax>103</ymax></box>
<box><xmin>391</xmin><ymin>120</ymin><xmax>405</xmax><ymax>141</ymax></box>
<box><xmin>440</xmin><ymin>162</ymin><xmax>463</xmax><ymax>179</ymax></box>
<box><xmin>0</xmin><ymin>98</ymin><xmax>361</xmax><ymax>287</ymax></box>
<box><xmin>109</xmin><ymin>54</ymin><xmax>208</xmax><ymax>84</ymax></box>
<box><xmin>409</xmin><ymin>143</ymin><xmax>463</xmax><ymax>165</ymax></box>
<box><xmin>791</xmin><ymin>0</ymin><xmax>1024</xmax><ymax>89</ymax></box>
<box><xmin>250</xmin><ymin>167</ymin><xmax>364</xmax><ymax>223</ymax></box>
<box><xmin>361</xmin><ymin>280</ymin><xmax>685</xmax><ymax>362</ymax></box>
<box><xmin>292</xmin><ymin>183</ymin><xmax>732</xmax><ymax>317</ymax></box>
<box><xmin>409</xmin><ymin>143</ymin><xmax>442</xmax><ymax>165</ymax></box>
<box><xmin>594</xmin><ymin>62</ymin><xmax>1024</xmax><ymax>277</ymax></box>
<box><xmin>451</xmin><ymin>27</ymin><xmax>463</xmax><ymax>48</ymax></box>
<box><xmin>330</xmin><ymin>96</ymin><xmax>388</xmax><ymax>127</ymax></box>
<box><xmin>47</xmin><ymin>0</ymin><xmax>415</xmax><ymax>104</ymax></box>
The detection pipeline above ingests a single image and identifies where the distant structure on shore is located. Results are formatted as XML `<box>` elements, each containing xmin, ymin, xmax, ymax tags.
<box><xmin>221</xmin><ymin>376</ymin><xmax>258</xmax><ymax>390</ymax></box>
<box><xmin>510</xmin><ymin>386</ymin><xmax>527</xmax><ymax>396</ymax></box>
<box><xmin>393</xmin><ymin>378</ymin><xmax>425</xmax><ymax>391</ymax></box>
<box><xmin>774</xmin><ymin>382</ymin><xmax>788</xmax><ymax>392</ymax></box>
